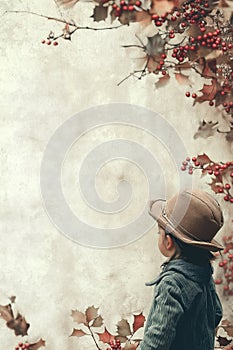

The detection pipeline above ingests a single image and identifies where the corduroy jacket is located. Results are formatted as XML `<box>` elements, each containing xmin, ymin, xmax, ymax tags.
<box><xmin>138</xmin><ymin>259</ymin><xmax>222</xmax><ymax>350</ymax></box>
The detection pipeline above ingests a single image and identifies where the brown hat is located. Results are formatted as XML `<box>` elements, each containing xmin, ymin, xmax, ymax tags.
<box><xmin>148</xmin><ymin>189</ymin><xmax>224</xmax><ymax>252</ymax></box>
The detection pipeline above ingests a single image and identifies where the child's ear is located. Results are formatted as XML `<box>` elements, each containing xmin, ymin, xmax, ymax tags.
<box><xmin>166</xmin><ymin>235</ymin><xmax>174</xmax><ymax>250</ymax></box>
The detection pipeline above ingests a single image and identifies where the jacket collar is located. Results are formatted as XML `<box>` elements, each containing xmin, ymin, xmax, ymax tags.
<box><xmin>145</xmin><ymin>258</ymin><xmax>213</xmax><ymax>286</ymax></box>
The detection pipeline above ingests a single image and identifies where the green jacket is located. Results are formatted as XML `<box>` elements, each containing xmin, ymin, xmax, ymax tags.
<box><xmin>138</xmin><ymin>259</ymin><xmax>222</xmax><ymax>350</ymax></box>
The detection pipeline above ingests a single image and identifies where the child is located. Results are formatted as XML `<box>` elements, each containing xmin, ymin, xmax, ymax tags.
<box><xmin>136</xmin><ymin>189</ymin><xmax>224</xmax><ymax>350</ymax></box>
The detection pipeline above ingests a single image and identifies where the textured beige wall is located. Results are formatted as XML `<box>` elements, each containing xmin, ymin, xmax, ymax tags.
<box><xmin>0</xmin><ymin>0</ymin><xmax>232</xmax><ymax>349</ymax></box>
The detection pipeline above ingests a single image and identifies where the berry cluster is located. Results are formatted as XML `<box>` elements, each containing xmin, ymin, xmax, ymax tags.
<box><xmin>107</xmin><ymin>339</ymin><xmax>122</xmax><ymax>350</ymax></box>
<box><xmin>41</xmin><ymin>31</ymin><xmax>59</xmax><ymax>46</ymax></box>
<box><xmin>169</xmin><ymin>0</ymin><xmax>210</xmax><ymax>27</ymax></box>
<box><xmin>214</xmin><ymin>231</ymin><xmax>233</xmax><ymax>296</ymax></box>
<box><xmin>112</xmin><ymin>0</ymin><xmax>141</xmax><ymax>18</ymax></box>
<box><xmin>15</xmin><ymin>342</ymin><xmax>30</xmax><ymax>350</ymax></box>
<box><xmin>181</xmin><ymin>156</ymin><xmax>233</xmax><ymax>202</ymax></box>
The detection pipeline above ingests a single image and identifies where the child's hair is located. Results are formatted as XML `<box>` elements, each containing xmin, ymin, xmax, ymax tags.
<box><xmin>162</xmin><ymin>228</ymin><xmax>216</xmax><ymax>267</ymax></box>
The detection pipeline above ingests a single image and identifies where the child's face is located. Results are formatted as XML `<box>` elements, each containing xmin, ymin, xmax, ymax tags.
<box><xmin>157</xmin><ymin>225</ymin><xmax>176</xmax><ymax>258</ymax></box>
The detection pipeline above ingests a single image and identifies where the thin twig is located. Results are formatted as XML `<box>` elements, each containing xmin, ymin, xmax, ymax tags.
<box><xmin>88</xmin><ymin>325</ymin><xmax>102</xmax><ymax>350</ymax></box>
<box><xmin>5</xmin><ymin>10</ymin><xmax>124</xmax><ymax>31</ymax></box>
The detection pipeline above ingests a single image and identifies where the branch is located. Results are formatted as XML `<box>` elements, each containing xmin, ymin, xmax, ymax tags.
<box><xmin>5</xmin><ymin>10</ymin><xmax>124</xmax><ymax>31</ymax></box>
<box><xmin>88</xmin><ymin>325</ymin><xmax>102</xmax><ymax>350</ymax></box>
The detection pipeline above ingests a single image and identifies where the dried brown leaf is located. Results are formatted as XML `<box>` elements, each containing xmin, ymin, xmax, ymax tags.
<box><xmin>155</xmin><ymin>74</ymin><xmax>170</xmax><ymax>87</ymax></box>
<box><xmin>193</xmin><ymin>120</ymin><xmax>218</xmax><ymax>139</ymax></box>
<box><xmin>118</xmin><ymin>11</ymin><xmax>137</xmax><ymax>25</ymax></box>
<box><xmin>217</xmin><ymin>336</ymin><xmax>232</xmax><ymax>347</ymax></box>
<box><xmin>117</xmin><ymin>319</ymin><xmax>132</xmax><ymax>337</ymax></box>
<box><xmin>150</xmin><ymin>0</ymin><xmax>179</xmax><ymax>15</ymax></box>
<box><xmin>85</xmin><ymin>306</ymin><xmax>99</xmax><ymax>324</ymax></box>
<box><xmin>0</xmin><ymin>304</ymin><xmax>14</xmax><ymax>322</ymax></box>
<box><xmin>91</xmin><ymin>5</ymin><xmax>108</xmax><ymax>22</ymax></box>
<box><xmin>71</xmin><ymin>309</ymin><xmax>87</xmax><ymax>325</ymax></box>
<box><xmin>145</xmin><ymin>34</ymin><xmax>166</xmax><ymax>56</ymax></box>
<box><xmin>92</xmin><ymin>315</ymin><xmax>104</xmax><ymax>327</ymax></box>
<box><xmin>175</xmin><ymin>72</ymin><xmax>192</xmax><ymax>86</ymax></box>
<box><xmin>7</xmin><ymin>312</ymin><xmax>29</xmax><ymax>336</ymax></box>
<box><xmin>196</xmin><ymin>153</ymin><xmax>212</xmax><ymax>165</ymax></box>
<box><xmin>70</xmin><ymin>329</ymin><xmax>88</xmax><ymax>337</ymax></box>
<box><xmin>30</xmin><ymin>339</ymin><xmax>46</xmax><ymax>350</ymax></box>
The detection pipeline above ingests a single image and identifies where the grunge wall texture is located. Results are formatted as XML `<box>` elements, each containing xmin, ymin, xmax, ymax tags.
<box><xmin>1</xmin><ymin>0</ymin><xmax>233</xmax><ymax>349</ymax></box>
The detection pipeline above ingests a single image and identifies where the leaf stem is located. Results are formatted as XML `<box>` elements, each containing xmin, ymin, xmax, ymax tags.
<box><xmin>88</xmin><ymin>325</ymin><xmax>102</xmax><ymax>350</ymax></box>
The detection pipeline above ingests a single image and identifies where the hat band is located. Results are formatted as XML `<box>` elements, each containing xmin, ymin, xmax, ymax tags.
<box><xmin>161</xmin><ymin>209</ymin><xmax>205</xmax><ymax>242</ymax></box>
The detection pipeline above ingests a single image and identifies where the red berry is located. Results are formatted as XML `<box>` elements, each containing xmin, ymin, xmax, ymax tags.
<box><xmin>214</xmin><ymin>278</ymin><xmax>223</xmax><ymax>284</ymax></box>
<box><xmin>209</xmin><ymin>100</ymin><xmax>214</xmax><ymax>106</ymax></box>
<box><xmin>219</xmin><ymin>261</ymin><xmax>225</xmax><ymax>267</ymax></box>
<box><xmin>151</xmin><ymin>14</ymin><xmax>159</xmax><ymax>20</ymax></box>
<box><xmin>224</xmin><ymin>195</ymin><xmax>229</xmax><ymax>201</ymax></box>
<box><xmin>53</xmin><ymin>41</ymin><xmax>58</xmax><ymax>46</ymax></box>
<box><xmin>225</xmin><ymin>183</ymin><xmax>231</xmax><ymax>190</ymax></box>
<box><xmin>135</xmin><ymin>0</ymin><xmax>141</xmax><ymax>5</ymax></box>
<box><xmin>185</xmin><ymin>92</ymin><xmax>190</xmax><ymax>97</ymax></box>
<box><xmin>192</xmin><ymin>93</ymin><xmax>197</xmax><ymax>98</ymax></box>
<box><xmin>208</xmin><ymin>170</ymin><xmax>213</xmax><ymax>175</ymax></box>
<box><xmin>47</xmin><ymin>40</ymin><xmax>51</xmax><ymax>45</ymax></box>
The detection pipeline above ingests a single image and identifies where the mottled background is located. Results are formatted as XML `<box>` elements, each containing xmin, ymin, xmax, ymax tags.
<box><xmin>0</xmin><ymin>0</ymin><xmax>232</xmax><ymax>348</ymax></box>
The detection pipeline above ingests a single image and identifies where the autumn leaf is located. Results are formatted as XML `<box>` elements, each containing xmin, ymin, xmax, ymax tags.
<box><xmin>175</xmin><ymin>72</ymin><xmax>192</xmax><ymax>86</ymax></box>
<box><xmin>7</xmin><ymin>312</ymin><xmax>29</xmax><ymax>336</ymax></box>
<box><xmin>71</xmin><ymin>309</ymin><xmax>87</xmax><ymax>325</ymax></box>
<box><xmin>30</xmin><ymin>339</ymin><xmax>46</xmax><ymax>350</ymax></box>
<box><xmin>117</xmin><ymin>319</ymin><xmax>132</xmax><ymax>337</ymax></box>
<box><xmin>91</xmin><ymin>5</ymin><xmax>108</xmax><ymax>22</ymax></box>
<box><xmin>196</xmin><ymin>153</ymin><xmax>212</xmax><ymax>166</ymax></box>
<box><xmin>145</xmin><ymin>34</ymin><xmax>166</xmax><ymax>56</ymax></box>
<box><xmin>132</xmin><ymin>313</ymin><xmax>145</xmax><ymax>333</ymax></box>
<box><xmin>193</xmin><ymin>120</ymin><xmax>218</xmax><ymax>139</ymax></box>
<box><xmin>118</xmin><ymin>11</ymin><xmax>137</xmax><ymax>25</ymax></box>
<box><xmin>85</xmin><ymin>306</ymin><xmax>99</xmax><ymax>324</ymax></box>
<box><xmin>217</xmin><ymin>336</ymin><xmax>232</xmax><ymax>347</ymax></box>
<box><xmin>195</xmin><ymin>79</ymin><xmax>219</xmax><ymax>102</ymax></box>
<box><xmin>150</xmin><ymin>0</ymin><xmax>179</xmax><ymax>16</ymax></box>
<box><xmin>155</xmin><ymin>74</ymin><xmax>170</xmax><ymax>87</ymax></box>
<box><xmin>221</xmin><ymin>320</ymin><xmax>233</xmax><ymax>337</ymax></box>
<box><xmin>0</xmin><ymin>304</ymin><xmax>29</xmax><ymax>336</ymax></box>
<box><xmin>0</xmin><ymin>304</ymin><xmax>14</xmax><ymax>322</ymax></box>
<box><xmin>70</xmin><ymin>329</ymin><xmax>88</xmax><ymax>337</ymax></box>
<box><xmin>97</xmin><ymin>327</ymin><xmax>115</xmax><ymax>343</ymax></box>
<box><xmin>92</xmin><ymin>315</ymin><xmax>104</xmax><ymax>327</ymax></box>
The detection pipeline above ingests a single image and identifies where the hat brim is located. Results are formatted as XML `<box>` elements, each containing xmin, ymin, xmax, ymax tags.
<box><xmin>148</xmin><ymin>199</ymin><xmax>224</xmax><ymax>252</ymax></box>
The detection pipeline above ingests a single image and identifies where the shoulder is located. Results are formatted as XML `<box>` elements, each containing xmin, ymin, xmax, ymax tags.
<box><xmin>155</xmin><ymin>272</ymin><xmax>202</xmax><ymax>309</ymax></box>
